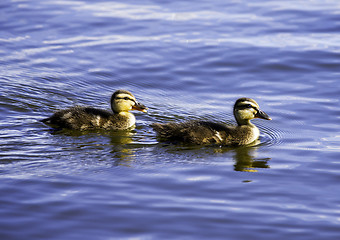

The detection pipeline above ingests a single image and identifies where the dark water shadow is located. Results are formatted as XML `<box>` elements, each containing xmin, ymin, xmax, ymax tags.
<box><xmin>39</xmin><ymin>121</ymin><xmax>272</xmax><ymax>171</ymax></box>
<box><xmin>41</xmin><ymin>123</ymin><xmax>140</xmax><ymax>166</ymax></box>
<box><xmin>150</xmin><ymin>138</ymin><xmax>271</xmax><ymax>172</ymax></box>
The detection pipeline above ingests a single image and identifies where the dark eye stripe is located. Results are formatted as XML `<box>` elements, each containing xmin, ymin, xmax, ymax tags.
<box><xmin>238</xmin><ymin>104</ymin><xmax>257</xmax><ymax>110</ymax></box>
<box><xmin>116</xmin><ymin>97</ymin><xmax>135</xmax><ymax>103</ymax></box>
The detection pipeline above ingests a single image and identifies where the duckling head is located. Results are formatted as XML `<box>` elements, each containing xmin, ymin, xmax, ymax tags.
<box><xmin>110</xmin><ymin>90</ymin><xmax>147</xmax><ymax>114</ymax></box>
<box><xmin>234</xmin><ymin>98</ymin><xmax>271</xmax><ymax>125</ymax></box>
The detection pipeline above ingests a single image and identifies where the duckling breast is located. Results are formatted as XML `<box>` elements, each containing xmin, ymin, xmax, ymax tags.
<box><xmin>229</xmin><ymin>125</ymin><xmax>259</xmax><ymax>145</ymax></box>
<box><xmin>113</xmin><ymin>112</ymin><xmax>136</xmax><ymax>130</ymax></box>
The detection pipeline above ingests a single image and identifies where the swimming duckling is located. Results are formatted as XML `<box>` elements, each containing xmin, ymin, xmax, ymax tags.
<box><xmin>41</xmin><ymin>90</ymin><xmax>147</xmax><ymax>130</ymax></box>
<box><xmin>151</xmin><ymin>98</ymin><xmax>271</xmax><ymax>146</ymax></box>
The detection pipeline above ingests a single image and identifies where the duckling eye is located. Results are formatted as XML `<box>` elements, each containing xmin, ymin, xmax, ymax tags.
<box><xmin>124</xmin><ymin>97</ymin><xmax>130</xmax><ymax>101</ymax></box>
<box><xmin>245</xmin><ymin>104</ymin><xmax>252</xmax><ymax>108</ymax></box>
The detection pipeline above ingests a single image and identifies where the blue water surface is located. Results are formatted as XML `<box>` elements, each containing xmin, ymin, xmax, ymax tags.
<box><xmin>1</xmin><ymin>0</ymin><xmax>340</xmax><ymax>239</ymax></box>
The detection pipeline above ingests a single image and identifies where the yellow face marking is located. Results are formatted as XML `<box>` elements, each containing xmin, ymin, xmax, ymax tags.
<box><xmin>238</xmin><ymin>101</ymin><xmax>258</xmax><ymax>109</ymax></box>
<box><xmin>112</xmin><ymin>93</ymin><xmax>136</xmax><ymax>112</ymax></box>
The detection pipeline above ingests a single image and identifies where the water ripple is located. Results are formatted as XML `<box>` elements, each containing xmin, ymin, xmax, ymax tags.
<box><xmin>258</xmin><ymin>124</ymin><xmax>285</xmax><ymax>147</ymax></box>
<box><xmin>2</xmin><ymin>0</ymin><xmax>340</xmax><ymax>239</ymax></box>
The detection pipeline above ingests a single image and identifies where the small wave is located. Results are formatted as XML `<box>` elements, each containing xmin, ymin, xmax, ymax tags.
<box><xmin>258</xmin><ymin>124</ymin><xmax>285</xmax><ymax>147</ymax></box>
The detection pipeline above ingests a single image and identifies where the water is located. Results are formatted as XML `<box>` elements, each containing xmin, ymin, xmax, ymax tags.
<box><xmin>1</xmin><ymin>0</ymin><xmax>340</xmax><ymax>239</ymax></box>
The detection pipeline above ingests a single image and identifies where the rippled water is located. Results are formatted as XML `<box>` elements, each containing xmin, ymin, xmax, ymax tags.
<box><xmin>1</xmin><ymin>0</ymin><xmax>340</xmax><ymax>239</ymax></box>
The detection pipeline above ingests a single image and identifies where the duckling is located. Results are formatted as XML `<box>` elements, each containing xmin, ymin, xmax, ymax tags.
<box><xmin>41</xmin><ymin>90</ymin><xmax>147</xmax><ymax>130</ymax></box>
<box><xmin>151</xmin><ymin>98</ymin><xmax>271</xmax><ymax>146</ymax></box>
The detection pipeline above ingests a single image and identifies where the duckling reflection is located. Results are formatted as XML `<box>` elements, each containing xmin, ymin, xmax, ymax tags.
<box><xmin>108</xmin><ymin>130</ymin><xmax>136</xmax><ymax>167</ymax></box>
<box><xmin>224</xmin><ymin>142</ymin><xmax>271</xmax><ymax>172</ymax></box>
<box><xmin>110</xmin><ymin>146</ymin><xmax>136</xmax><ymax>167</ymax></box>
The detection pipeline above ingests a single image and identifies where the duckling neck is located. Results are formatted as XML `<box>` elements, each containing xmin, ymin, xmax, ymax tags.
<box><xmin>236</xmin><ymin>119</ymin><xmax>254</xmax><ymax>127</ymax></box>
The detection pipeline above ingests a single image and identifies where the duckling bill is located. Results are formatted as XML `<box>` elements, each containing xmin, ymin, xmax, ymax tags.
<box><xmin>151</xmin><ymin>98</ymin><xmax>271</xmax><ymax>146</ymax></box>
<box><xmin>41</xmin><ymin>90</ymin><xmax>147</xmax><ymax>130</ymax></box>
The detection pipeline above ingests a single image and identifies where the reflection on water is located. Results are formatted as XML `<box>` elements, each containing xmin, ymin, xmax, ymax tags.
<box><xmin>151</xmin><ymin>137</ymin><xmax>271</xmax><ymax>172</ymax></box>
<box><xmin>44</xmin><ymin>127</ymin><xmax>138</xmax><ymax>167</ymax></box>
<box><xmin>232</xmin><ymin>145</ymin><xmax>270</xmax><ymax>172</ymax></box>
<box><xmin>215</xmin><ymin>140</ymin><xmax>271</xmax><ymax>172</ymax></box>
<box><xmin>109</xmin><ymin>130</ymin><xmax>136</xmax><ymax>167</ymax></box>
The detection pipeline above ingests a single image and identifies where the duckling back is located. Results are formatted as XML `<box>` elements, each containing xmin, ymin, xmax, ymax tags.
<box><xmin>152</xmin><ymin>120</ymin><xmax>249</xmax><ymax>145</ymax></box>
<box><xmin>42</xmin><ymin>106</ymin><xmax>135</xmax><ymax>130</ymax></box>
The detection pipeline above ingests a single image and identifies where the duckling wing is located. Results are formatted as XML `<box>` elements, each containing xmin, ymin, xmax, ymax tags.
<box><xmin>42</xmin><ymin>106</ymin><xmax>113</xmax><ymax>130</ymax></box>
<box><xmin>152</xmin><ymin>120</ymin><xmax>233</xmax><ymax>145</ymax></box>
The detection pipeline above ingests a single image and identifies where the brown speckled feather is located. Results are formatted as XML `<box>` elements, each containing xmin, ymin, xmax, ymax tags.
<box><xmin>42</xmin><ymin>106</ymin><xmax>133</xmax><ymax>130</ymax></box>
<box><xmin>152</xmin><ymin>120</ymin><xmax>255</xmax><ymax>146</ymax></box>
